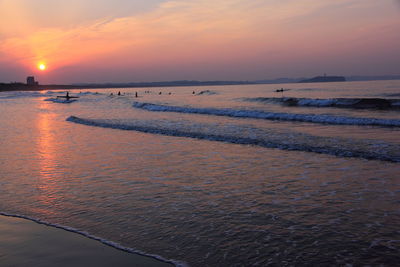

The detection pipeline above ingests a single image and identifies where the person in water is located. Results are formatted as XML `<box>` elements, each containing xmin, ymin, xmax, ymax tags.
<box><xmin>118</xmin><ymin>91</ymin><xmax>121</xmax><ymax>96</ymax></box>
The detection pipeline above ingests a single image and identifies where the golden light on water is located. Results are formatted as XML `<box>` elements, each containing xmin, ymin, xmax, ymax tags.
<box><xmin>36</xmin><ymin>100</ymin><xmax>60</xmax><ymax>211</ymax></box>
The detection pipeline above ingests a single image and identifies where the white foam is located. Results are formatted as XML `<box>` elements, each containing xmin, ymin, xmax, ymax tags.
<box><xmin>66</xmin><ymin>116</ymin><xmax>400</xmax><ymax>162</ymax></box>
<box><xmin>132</xmin><ymin>102</ymin><xmax>400</xmax><ymax>127</ymax></box>
<box><xmin>244</xmin><ymin>97</ymin><xmax>400</xmax><ymax>110</ymax></box>
<box><xmin>196</xmin><ymin>90</ymin><xmax>217</xmax><ymax>95</ymax></box>
<box><xmin>297</xmin><ymin>98</ymin><xmax>335</xmax><ymax>107</ymax></box>
<box><xmin>44</xmin><ymin>97</ymin><xmax>78</xmax><ymax>103</ymax></box>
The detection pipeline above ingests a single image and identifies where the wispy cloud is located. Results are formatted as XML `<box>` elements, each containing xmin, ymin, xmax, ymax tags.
<box><xmin>0</xmin><ymin>0</ymin><xmax>329</xmax><ymax>65</ymax></box>
<box><xmin>1</xmin><ymin>0</ymin><xmax>399</xmax><ymax>81</ymax></box>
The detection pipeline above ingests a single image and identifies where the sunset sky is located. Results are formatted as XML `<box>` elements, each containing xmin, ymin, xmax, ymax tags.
<box><xmin>1</xmin><ymin>0</ymin><xmax>399</xmax><ymax>84</ymax></box>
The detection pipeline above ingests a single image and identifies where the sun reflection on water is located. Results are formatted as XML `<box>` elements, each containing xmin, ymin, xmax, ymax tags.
<box><xmin>36</xmin><ymin>100</ymin><xmax>62</xmax><ymax>211</ymax></box>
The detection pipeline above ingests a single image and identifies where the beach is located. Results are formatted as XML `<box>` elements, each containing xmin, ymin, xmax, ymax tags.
<box><xmin>0</xmin><ymin>215</ymin><xmax>173</xmax><ymax>267</ymax></box>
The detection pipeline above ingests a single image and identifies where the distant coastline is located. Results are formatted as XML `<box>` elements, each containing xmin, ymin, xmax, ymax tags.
<box><xmin>298</xmin><ymin>76</ymin><xmax>346</xmax><ymax>83</ymax></box>
<box><xmin>0</xmin><ymin>81</ymin><xmax>255</xmax><ymax>92</ymax></box>
<box><xmin>0</xmin><ymin>83</ymin><xmax>87</xmax><ymax>92</ymax></box>
<box><xmin>1</xmin><ymin>75</ymin><xmax>399</xmax><ymax>92</ymax></box>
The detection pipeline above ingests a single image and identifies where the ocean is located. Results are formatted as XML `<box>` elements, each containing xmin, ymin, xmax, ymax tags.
<box><xmin>0</xmin><ymin>80</ymin><xmax>399</xmax><ymax>266</ymax></box>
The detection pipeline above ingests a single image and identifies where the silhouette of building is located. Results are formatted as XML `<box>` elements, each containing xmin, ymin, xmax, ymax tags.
<box><xmin>27</xmin><ymin>76</ymin><xmax>39</xmax><ymax>85</ymax></box>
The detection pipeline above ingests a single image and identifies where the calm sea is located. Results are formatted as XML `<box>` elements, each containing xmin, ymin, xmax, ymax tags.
<box><xmin>1</xmin><ymin>80</ymin><xmax>399</xmax><ymax>266</ymax></box>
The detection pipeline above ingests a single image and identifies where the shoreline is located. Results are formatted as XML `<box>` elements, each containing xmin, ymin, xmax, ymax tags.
<box><xmin>0</xmin><ymin>214</ymin><xmax>175</xmax><ymax>267</ymax></box>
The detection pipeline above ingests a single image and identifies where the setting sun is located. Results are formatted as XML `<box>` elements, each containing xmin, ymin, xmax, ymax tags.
<box><xmin>38</xmin><ymin>63</ymin><xmax>46</xmax><ymax>71</ymax></box>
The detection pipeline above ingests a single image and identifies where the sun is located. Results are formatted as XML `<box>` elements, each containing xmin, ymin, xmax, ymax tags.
<box><xmin>38</xmin><ymin>63</ymin><xmax>46</xmax><ymax>71</ymax></box>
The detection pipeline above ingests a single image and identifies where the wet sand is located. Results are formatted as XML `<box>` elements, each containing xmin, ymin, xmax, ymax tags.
<box><xmin>0</xmin><ymin>215</ymin><xmax>173</xmax><ymax>267</ymax></box>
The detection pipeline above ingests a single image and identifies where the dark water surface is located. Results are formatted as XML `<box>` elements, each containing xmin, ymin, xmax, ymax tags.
<box><xmin>1</xmin><ymin>81</ymin><xmax>399</xmax><ymax>266</ymax></box>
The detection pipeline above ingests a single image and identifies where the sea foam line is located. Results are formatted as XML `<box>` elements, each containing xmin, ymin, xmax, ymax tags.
<box><xmin>66</xmin><ymin>116</ymin><xmax>400</xmax><ymax>162</ymax></box>
<box><xmin>132</xmin><ymin>102</ymin><xmax>400</xmax><ymax>127</ymax></box>
<box><xmin>0</xmin><ymin>211</ymin><xmax>186</xmax><ymax>267</ymax></box>
<box><xmin>244</xmin><ymin>97</ymin><xmax>400</xmax><ymax>109</ymax></box>
<box><xmin>44</xmin><ymin>97</ymin><xmax>78</xmax><ymax>103</ymax></box>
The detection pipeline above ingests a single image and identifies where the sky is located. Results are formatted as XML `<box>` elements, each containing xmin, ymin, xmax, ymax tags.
<box><xmin>0</xmin><ymin>0</ymin><xmax>399</xmax><ymax>84</ymax></box>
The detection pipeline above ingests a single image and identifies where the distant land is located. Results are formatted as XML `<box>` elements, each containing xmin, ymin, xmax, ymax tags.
<box><xmin>1</xmin><ymin>75</ymin><xmax>399</xmax><ymax>92</ymax></box>
<box><xmin>252</xmin><ymin>75</ymin><xmax>400</xmax><ymax>84</ymax></box>
<box><xmin>298</xmin><ymin>76</ymin><xmax>346</xmax><ymax>83</ymax></box>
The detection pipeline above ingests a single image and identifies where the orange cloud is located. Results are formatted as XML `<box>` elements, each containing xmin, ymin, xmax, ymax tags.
<box><xmin>1</xmin><ymin>0</ymin><xmax>399</xmax><ymax>81</ymax></box>
<box><xmin>2</xmin><ymin>0</ymin><xmax>266</xmax><ymax>71</ymax></box>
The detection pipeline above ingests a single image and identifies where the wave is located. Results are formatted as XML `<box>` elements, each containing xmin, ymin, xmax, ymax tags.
<box><xmin>196</xmin><ymin>90</ymin><xmax>217</xmax><ymax>95</ymax></box>
<box><xmin>0</xmin><ymin>212</ymin><xmax>185</xmax><ymax>267</ymax></box>
<box><xmin>132</xmin><ymin>102</ymin><xmax>400</xmax><ymax>127</ymax></box>
<box><xmin>67</xmin><ymin>116</ymin><xmax>400</xmax><ymax>162</ymax></box>
<box><xmin>44</xmin><ymin>97</ymin><xmax>78</xmax><ymax>103</ymax></box>
<box><xmin>244</xmin><ymin>97</ymin><xmax>400</xmax><ymax>110</ymax></box>
<box><xmin>0</xmin><ymin>91</ymin><xmax>102</xmax><ymax>100</ymax></box>
<box><xmin>0</xmin><ymin>91</ymin><xmax>51</xmax><ymax>99</ymax></box>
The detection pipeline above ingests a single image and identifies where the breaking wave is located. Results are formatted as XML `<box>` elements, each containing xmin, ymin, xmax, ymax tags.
<box><xmin>44</xmin><ymin>97</ymin><xmax>78</xmax><ymax>103</ymax></box>
<box><xmin>244</xmin><ymin>97</ymin><xmax>400</xmax><ymax>110</ymax></box>
<box><xmin>132</xmin><ymin>102</ymin><xmax>400</xmax><ymax>127</ymax></box>
<box><xmin>0</xmin><ymin>91</ymin><xmax>101</xmax><ymax>100</ymax></box>
<box><xmin>67</xmin><ymin>116</ymin><xmax>400</xmax><ymax>162</ymax></box>
<box><xmin>196</xmin><ymin>90</ymin><xmax>217</xmax><ymax>95</ymax></box>
<box><xmin>0</xmin><ymin>91</ymin><xmax>53</xmax><ymax>99</ymax></box>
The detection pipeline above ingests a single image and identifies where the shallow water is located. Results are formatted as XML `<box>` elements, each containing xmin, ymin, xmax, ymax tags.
<box><xmin>1</xmin><ymin>80</ymin><xmax>400</xmax><ymax>266</ymax></box>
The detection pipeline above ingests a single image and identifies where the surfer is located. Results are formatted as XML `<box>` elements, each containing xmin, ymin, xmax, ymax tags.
<box><xmin>56</xmin><ymin>91</ymin><xmax>79</xmax><ymax>102</ymax></box>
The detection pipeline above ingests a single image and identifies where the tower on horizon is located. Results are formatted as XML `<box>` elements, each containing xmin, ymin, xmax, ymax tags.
<box><xmin>26</xmin><ymin>76</ymin><xmax>39</xmax><ymax>85</ymax></box>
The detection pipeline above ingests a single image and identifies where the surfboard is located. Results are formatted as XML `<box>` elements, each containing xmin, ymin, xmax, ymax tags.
<box><xmin>57</xmin><ymin>96</ymin><xmax>79</xmax><ymax>98</ymax></box>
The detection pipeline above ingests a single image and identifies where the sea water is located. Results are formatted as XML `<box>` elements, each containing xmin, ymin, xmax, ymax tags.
<box><xmin>0</xmin><ymin>80</ymin><xmax>399</xmax><ymax>266</ymax></box>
